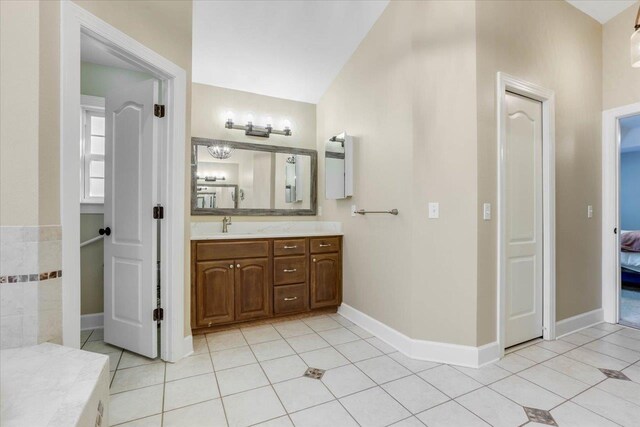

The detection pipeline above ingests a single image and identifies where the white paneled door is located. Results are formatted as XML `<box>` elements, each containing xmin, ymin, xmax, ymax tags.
<box><xmin>504</xmin><ymin>91</ymin><xmax>544</xmax><ymax>348</ymax></box>
<box><xmin>104</xmin><ymin>79</ymin><xmax>159</xmax><ymax>358</ymax></box>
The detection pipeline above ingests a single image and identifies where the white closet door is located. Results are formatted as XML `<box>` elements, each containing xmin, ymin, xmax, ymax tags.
<box><xmin>505</xmin><ymin>91</ymin><xmax>544</xmax><ymax>348</ymax></box>
<box><xmin>103</xmin><ymin>79</ymin><xmax>159</xmax><ymax>358</ymax></box>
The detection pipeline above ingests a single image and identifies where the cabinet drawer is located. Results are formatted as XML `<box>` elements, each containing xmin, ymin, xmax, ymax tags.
<box><xmin>195</xmin><ymin>240</ymin><xmax>269</xmax><ymax>261</ymax></box>
<box><xmin>274</xmin><ymin>256</ymin><xmax>307</xmax><ymax>285</ymax></box>
<box><xmin>273</xmin><ymin>239</ymin><xmax>307</xmax><ymax>256</ymax></box>
<box><xmin>310</xmin><ymin>237</ymin><xmax>340</xmax><ymax>254</ymax></box>
<box><xmin>274</xmin><ymin>283</ymin><xmax>309</xmax><ymax>315</ymax></box>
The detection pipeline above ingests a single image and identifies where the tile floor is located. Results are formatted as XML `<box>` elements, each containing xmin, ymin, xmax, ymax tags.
<box><xmin>80</xmin><ymin>314</ymin><xmax>640</xmax><ymax>427</ymax></box>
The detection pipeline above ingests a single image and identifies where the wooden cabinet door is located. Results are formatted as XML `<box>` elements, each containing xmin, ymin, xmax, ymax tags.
<box><xmin>195</xmin><ymin>261</ymin><xmax>235</xmax><ymax>327</ymax></box>
<box><xmin>235</xmin><ymin>258</ymin><xmax>271</xmax><ymax>321</ymax></box>
<box><xmin>310</xmin><ymin>253</ymin><xmax>341</xmax><ymax>308</ymax></box>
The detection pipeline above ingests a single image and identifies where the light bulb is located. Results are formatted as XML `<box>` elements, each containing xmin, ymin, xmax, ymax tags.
<box><xmin>632</xmin><ymin>28</ymin><xmax>640</xmax><ymax>68</ymax></box>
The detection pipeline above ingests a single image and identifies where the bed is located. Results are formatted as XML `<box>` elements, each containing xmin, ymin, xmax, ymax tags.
<box><xmin>621</xmin><ymin>230</ymin><xmax>640</xmax><ymax>287</ymax></box>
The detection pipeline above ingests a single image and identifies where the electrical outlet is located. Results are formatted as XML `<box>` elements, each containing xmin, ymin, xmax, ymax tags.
<box><xmin>483</xmin><ymin>203</ymin><xmax>491</xmax><ymax>220</ymax></box>
<box><xmin>428</xmin><ymin>202</ymin><xmax>439</xmax><ymax>219</ymax></box>
<box><xmin>351</xmin><ymin>205</ymin><xmax>357</xmax><ymax>217</ymax></box>
<box><xmin>318</xmin><ymin>206</ymin><xmax>323</xmax><ymax>216</ymax></box>
<box><xmin>587</xmin><ymin>205</ymin><xmax>593</xmax><ymax>218</ymax></box>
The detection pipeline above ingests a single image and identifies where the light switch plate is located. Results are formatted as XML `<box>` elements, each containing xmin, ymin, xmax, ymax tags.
<box><xmin>483</xmin><ymin>203</ymin><xmax>491</xmax><ymax>220</ymax></box>
<box><xmin>428</xmin><ymin>202</ymin><xmax>439</xmax><ymax>219</ymax></box>
<box><xmin>587</xmin><ymin>205</ymin><xmax>593</xmax><ymax>218</ymax></box>
<box><xmin>318</xmin><ymin>206</ymin><xmax>323</xmax><ymax>216</ymax></box>
<box><xmin>351</xmin><ymin>205</ymin><xmax>357</xmax><ymax>217</ymax></box>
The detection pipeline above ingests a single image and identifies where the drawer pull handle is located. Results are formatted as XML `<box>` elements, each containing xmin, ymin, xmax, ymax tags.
<box><xmin>284</xmin><ymin>297</ymin><xmax>298</xmax><ymax>301</ymax></box>
<box><xmin>319</xmin><ymin>243</ymin><xmax>332</xmax><ymax>247</ymax></box>
<box><xmin>283</xmin><ymin>268</ymin><xmax>297</xmax><ymax>273</ymax></box>
<box><xmin>283</xmin><ymin>245</ymin><xmax>298</xmax><ymax>249</ymax></box>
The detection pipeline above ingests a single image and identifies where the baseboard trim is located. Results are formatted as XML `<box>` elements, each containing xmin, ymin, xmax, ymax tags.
<box><xmin>183</xmin><ymin>335</ymin><xmax>194</xmax><ymax>358</ymax></box>
<box><xmin>81</xmin><ymin>313</ymin><xmax>103</xmax><ymax>330</ymax></box>
<box><xmin>338</xmin><ymin>303</ymin><xmax>500</xmax><ymax>368</ymax></box>
<box><xmin>555</xmin><ymin>308</ymin><xmax>604</xmax><ymax>338</ymax></box>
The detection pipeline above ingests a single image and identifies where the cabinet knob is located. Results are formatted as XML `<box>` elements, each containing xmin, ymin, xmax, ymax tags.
<box><xmin>229</xmin><ymin>264</ymin><xmax>234</xmax><ymax>269</ymax></box>
<box><xmin>236</xmin><ymin>264</ymin><xmax>240</xmax><ymax>268</ymax></box>
<box><xmin>313</xmin><ymin>258</ymin><xmax>317</xmax><ymax>262</ymax></box>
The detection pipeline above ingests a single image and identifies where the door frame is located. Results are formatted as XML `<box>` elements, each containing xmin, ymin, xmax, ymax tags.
<box><xmin>496</xmin><ymin>72</ymin><xmax>556</xmax><ymax>355</ymax></box>
<box><xmin>602</xmin><ymin>102</ymin><xmax>640</xmax><ymax>324</ymax></box>
<box><xmin>60</xmin><ymin>1</ymin><xmax>187</xmax><ymax>361</ymax></box>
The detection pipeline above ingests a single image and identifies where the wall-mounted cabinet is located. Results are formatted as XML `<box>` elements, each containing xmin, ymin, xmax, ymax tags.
<box><xmin>325</xmin><ymin>132</ymin><xmax>353</xmax><ymax>199</ymax></box>
<box><xmin>191</xmin><ymin>236</ymin><xmax>342</xmax><ymax>331</ymax></box>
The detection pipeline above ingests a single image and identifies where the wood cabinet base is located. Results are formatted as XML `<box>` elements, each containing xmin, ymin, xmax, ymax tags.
<box><xmin>191</xmin><ymin>236</ymin><xmax>342</xmax><ymax>333</ymax></box>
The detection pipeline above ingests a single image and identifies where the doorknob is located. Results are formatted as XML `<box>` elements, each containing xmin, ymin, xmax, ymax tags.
<box><xmin>99</xmin><ymin>227</ymin><xmax>111</xmax><ymax>236</ymax></box>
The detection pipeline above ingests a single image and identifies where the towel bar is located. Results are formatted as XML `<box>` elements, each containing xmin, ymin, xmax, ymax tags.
<box><xmin>354</xmin><ymin>209</ymin><xmax>399</xmax><ymax>215</ymax></box>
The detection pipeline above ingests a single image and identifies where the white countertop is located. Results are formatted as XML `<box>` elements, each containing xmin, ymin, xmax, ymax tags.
<box><xmin>191</xmin><ymin>221</ymin><xmax>343</xmax><ymax>240</ymax></box>
<box><xmin>1</xmin><ymin>343</ymin><xmax>109</xmax><ymax>427</ymax></box>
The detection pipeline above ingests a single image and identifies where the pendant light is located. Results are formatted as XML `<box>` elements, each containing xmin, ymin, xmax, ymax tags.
<box><xmin>632</xmin><ymin>5</ymin><xmax>640</xmax><ymax>67</ymax></box>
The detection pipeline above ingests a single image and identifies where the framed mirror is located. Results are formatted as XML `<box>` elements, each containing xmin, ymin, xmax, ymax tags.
<box><xmin>325</xmin><ymin>131</ymin><xmax>353</xmax><ymax>199</ymax></box>
<box><xmin>191</xmin><ymin>137</ymin><xmax>317</xmax><ymax>215</ymax></box>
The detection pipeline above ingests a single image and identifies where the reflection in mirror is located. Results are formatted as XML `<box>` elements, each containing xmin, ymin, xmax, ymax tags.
<box><xmin>325</xmin><ymin>132</ymin><xmax>353</xmax><ymax>199</ymax></box>
<box><xmin>191</xmin><ymin>138</ymin><xmax>317</xmax><ymax>215</ymax></box>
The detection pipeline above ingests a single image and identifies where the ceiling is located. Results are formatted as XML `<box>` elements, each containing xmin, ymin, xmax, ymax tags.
<box><xmin>81</xmin><ymin>33</ymin><xmax>141</xmax><ymax>72</ymax></box>
<box><xmin>192</xmin><ymin>0</ymin><xmax>389</xmax><ymax>104</ymax></box>
<box><xmin>565</xmin><ymin>0</ymin><xmax>638</xmax><ymax>24</ymax></box>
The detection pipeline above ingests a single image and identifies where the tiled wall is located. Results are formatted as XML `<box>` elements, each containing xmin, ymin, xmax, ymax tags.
<box><xmin>0</xmin><ymin>226</ymin><xmax>62</xmax><ymax>348</ymax></box>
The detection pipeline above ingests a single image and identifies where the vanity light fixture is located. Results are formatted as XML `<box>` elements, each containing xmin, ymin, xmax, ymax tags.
<box><xmin>203</xmin><ymin>176</ymin><xmax>226</xmax><ymax>182</ymax></box>
<box><xmin>225</xmin><ymin>116</ymin><xmax>292</xmax><ymax>138</ymax></box>
<box><xmin>632</xmin><ymin>5</ymin><xmax>640</xmax><ymax>67</ymax></box>
<box><xmin>207</xmin><ymin>145</ymin><xmax>233</xmax><ymax>160</ymax></box>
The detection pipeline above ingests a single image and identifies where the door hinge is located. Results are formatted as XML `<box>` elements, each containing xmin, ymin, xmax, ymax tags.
<box><xmin>153</xmin><ymin>205</ymin><xmax>164</xmax><ymax>219</ymax></box>
<box><xmin>154</xmin><ymin>104</ymin><xmax>165</xmax><ymax>118</ymax></box>
<box><xmin>614</xmin><ymin>227</ymin><xmax>617</xmax><ymax>234</ymax></box>
<box><xmin>153</xmin><ymin>307</ymin><xmax>164</xmax><ymax>321</ymax></box>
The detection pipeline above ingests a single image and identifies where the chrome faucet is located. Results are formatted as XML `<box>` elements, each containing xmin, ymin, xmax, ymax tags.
<box><xmin>222</xmin><ymin>216</ymin><xmax>232</xmax><ymax>233</ymax></box>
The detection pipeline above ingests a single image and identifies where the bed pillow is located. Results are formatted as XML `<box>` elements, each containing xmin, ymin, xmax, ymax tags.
<box><xmin>621</xmin><ymin>231</ymin><xmax>640</xmax><ymax>252</ymax></box>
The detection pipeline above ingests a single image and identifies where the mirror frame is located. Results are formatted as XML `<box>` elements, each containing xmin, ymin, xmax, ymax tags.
<box><xmin>191</xmin><ymin>137</ymin><xmax>317</xmax><ymax>216</ymax></box>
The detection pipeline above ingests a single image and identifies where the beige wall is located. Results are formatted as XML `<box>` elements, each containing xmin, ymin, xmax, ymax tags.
<box><xmin>475</xmin><ymin>0</ymin><xmax>603</xmax><ymax>344</ymax></box>
<box><xmin>317</xmin><ymin>0</ymin><xmax>479</xmax><ymax>345</ymax></box>
<box><xmin>603</xmin><ymin>3</ymin><xmax>640</xmax><ymax>110</ymax></box>
<box><xmin>0</xmin><ymin>1</ymin><xmax>40</xmax><ymax>227</ymax></box>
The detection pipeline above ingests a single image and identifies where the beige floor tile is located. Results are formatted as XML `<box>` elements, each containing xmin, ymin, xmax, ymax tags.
<box><xmin>112</xmin><ymin>414</ymin><xmax>162</xmax><ymax>427</ymax></box>
<box><xmin>572</xmin><ymin>387</ymin><xmax>640</xmax><ymax>426</ymax></box>
<box><xmin>489</xmin><ymin>375</ymin><xmax>564</xmax><ymax>410</ymax></box>
<box><xmin>356</xmin><ymin>355</ymin><xmax>411</xmax><ymax>384</ymax></box>
<box><xmin>253</xmin><ymin>416</ymin><xmax>293</xmax><ymax>427</ymax></box>
<box><xmin>273</xmin><ymin>320</ymin><xmax>313</xmax><ymax>338</ymax></box>
<box><xmin>602</xmin><ymin>333</ymin><xmax>640</xmax><ymax>352</ymax></box>
<box><xmin>110</xmin><ymin>363</ymin><xmax>165</xmax><ymax>394</ymax></box>
<box><xmin>222</xmin><ymin>386</ymin><xmax>286</xmax><ymax>427</ymax></box>
<box><xmin>317</xmin><ymin>328</ymin><xmax>359</xmax><ymax>345</ymax></box>
<box><xmin>273</xmin><ymin>376</ymin><xmax>334</xmax><ymax>412</ymax></box>
<box><xmin>340</xmin><ymin>387</ymin><xmax>410</xmax><ymax>427</ymax></box>
<box><xmin>211</xmin><ymin>346</ymin><xmax>256</xmax><ymax>371</ymax></box>
<box><xmin>206</xmin><ymin>329</ymin><xmax>247</xmax><ymax>352</ymax></box>
<box><xmin>163</xmin><ymin>372</ymin><xmax>219</xmax><ymax>411</ymax></box>
<box><xmin>165</xmin><ymin>353</ymin><xmax>213</xmax><ymax>382</ymax></box>
<box><xmin>365</xmin><ymin>337</ymin><xmax>396</xmax><ymax>353</ymax></box>
<box><xmin>456</xmin><ymin>387</ymin><xmax>528</xmax><ymax>427</ymax></box>
<box><xmin>192</xmin><ymin>336</ymin><xmax>209</xmax><ymax>355</ymax></box>
<box><xmin>515</xmin><ymin>345</ymin><xmax>557</xmax><ymax>363</ymax></box>
<box><xmin>321</xmin><ymin>364</ymin><xmax>376</xmax><ymax>398</ymax></box>
<box><xmin>583</xmin><ymin>339</ymin><xmax>640</xmax><ymax>363</ymax></box>
<box><xmin>518</xmin><ymin>364</ymin><xmax>590</xmax><ymax>399</ymax></box>
<box><xmin>565</xmin><ymin>347</ymin><xmax>628</xmax><ymax>371</ymax></box>
<box><xmin>216</xmin><ymin>363</ymin><xmax>269</xmax><ymax>396</ymax></box>
<box><xmin>286</xmin><ymin>333</ymin><xmax>330</xmax><ymax>353</ymax></box>
<box><xmin>347</xmin><ymin>325</ymin><xmax>374</xmax><ymax>339</ymax></box>
<box><xmin>388</xmin><ymin>352</ymin><xmax>440</xmax><ymax>373</ymax></box>
<box><xmin>118</xmin><ymin>351</ymin><xmax>162</xmax><ymax>370</ymax></box>
<box><xmin>162</xmin><ymin>399</ymin><xmax>227</xmax><ymax>427</ymax></box>
<box><xmin>454</xmin><ymin>364</ymin><xmax>510</xmax><ymax>385</ymax></box>
<box><xmin>303</xmin><ymin>316</ymin><xmax>342</xmax><ymax>332</ymax></box>
<box><xmin>550</xmin><ymin>401</ymin><xmax>618</xmax><ymax>427</ymax></box>
<box><xmin>535</xmin><ymin>339</ymin><xmax>577</xmax><ymax>354</ymax></box>
<box><xmin>389</xmin><ymin>417</ymin><xmax>425</xmax><ymax>427</ymax></box>
<box><xmin>241</xmin><ymin>324</ymin><xmax>282</xmax><ymax>345</ymax></box>
<box><xmin>334</xmin><ymin>340</ymin><xmax>382</xmax><ymax>363</ymax></box>
<box><xmin>109</xmin><ymin>384</ymin><xmax>163</xmax><ymax>426</ymax></box>
<box><xmin>382</xmin><ymin>375</ymin><xmax>449</xmax><ymax>413</ymax></box>
<box><xmin>416</xmin><ymin>400</ymin><xmax>489</xmax><ymax>427</ymax></box>
<box><xmin>494</xmin><ymin>353</ymin><xmax>536</xmax><ymax>373</ymax></box>
<box><xmin>542</xmin><ymin>355</ymin><xmax>607</xmax><ymax>385</ymax></box>
<box><xmin>260</xmin><ymin>354</ymin><xmax>308</xmax><ymax>384</ymax></box>
<box><xmin>596</xmin><ymin>377</ymin><xmax>640</xmax><ymax>406</ymax></box>
<box><xmin>559</xmin><ymin>332</ymin><xmax>596</xmax><ymax>346</ymax></box>
<box><xmin>418</xmin><ymin>365</ymin><xmax>482</xmax><ymax>398</ymax></box>
<box><xmin>251</xmin><ymin>339</ymin><xmax>295</xmax><ymax>361</ymax></box>
<box><xmin>290</xmin><ymin>400</ymin><xmax>358</xmax><ymax>427</ymax></box>
<box><xmin>299</xmin><ymin>347</ymin><xmax>350</xmax><ymax>370</ymax></box>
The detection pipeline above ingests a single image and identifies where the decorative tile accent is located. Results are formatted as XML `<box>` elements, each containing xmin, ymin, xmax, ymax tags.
<box><xmin>304</xmin><ymin>367</ymin><xmax>326</xmax><ymax>380</ymax></box>
<box><xmin>0</xmin><ymin>270</ymin><xmax>62</xmax><ymax>284</ymax></box>
<box><xmin>524</xmin><ymin>407</ymin><xmax>558</xmax><ymax>426</ymax></box>
<box><xmin>599</xmin><ymin>368</ymin><xmax>631</xmax><ymax>381</ymax></box>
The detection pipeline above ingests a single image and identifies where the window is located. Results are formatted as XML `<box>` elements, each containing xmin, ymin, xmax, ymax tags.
<box><xmin>80</xmin><ymin>96</ymin><xmax>106</xmax><ymax>208</ymax></box>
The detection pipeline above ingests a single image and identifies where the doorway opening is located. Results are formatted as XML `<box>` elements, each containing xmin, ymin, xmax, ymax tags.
<box><xmin>496</xmin><ymin>73</ymin><xmax>556</xmax><ymax>356</ymax></box>
<box><xmin>602</xmin><ymin>102</ymin><xmax>640</xmax><ymax>330</ymax></box>
<box><xmin>618</xmin><ymin>114</ymin><xmax>640</xmax><ymax>328</ymax></box>
<box><xmin>61</xmin><ymin>2</ymin><xmax>187</xmax><ymax>362</ymax></box>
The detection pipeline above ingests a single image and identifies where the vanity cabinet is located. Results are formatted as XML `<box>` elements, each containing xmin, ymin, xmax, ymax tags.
<box><xmin>191</xmin><ymin>236</ymin><xmax>342</xmax><ymax>331</ymax></box>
